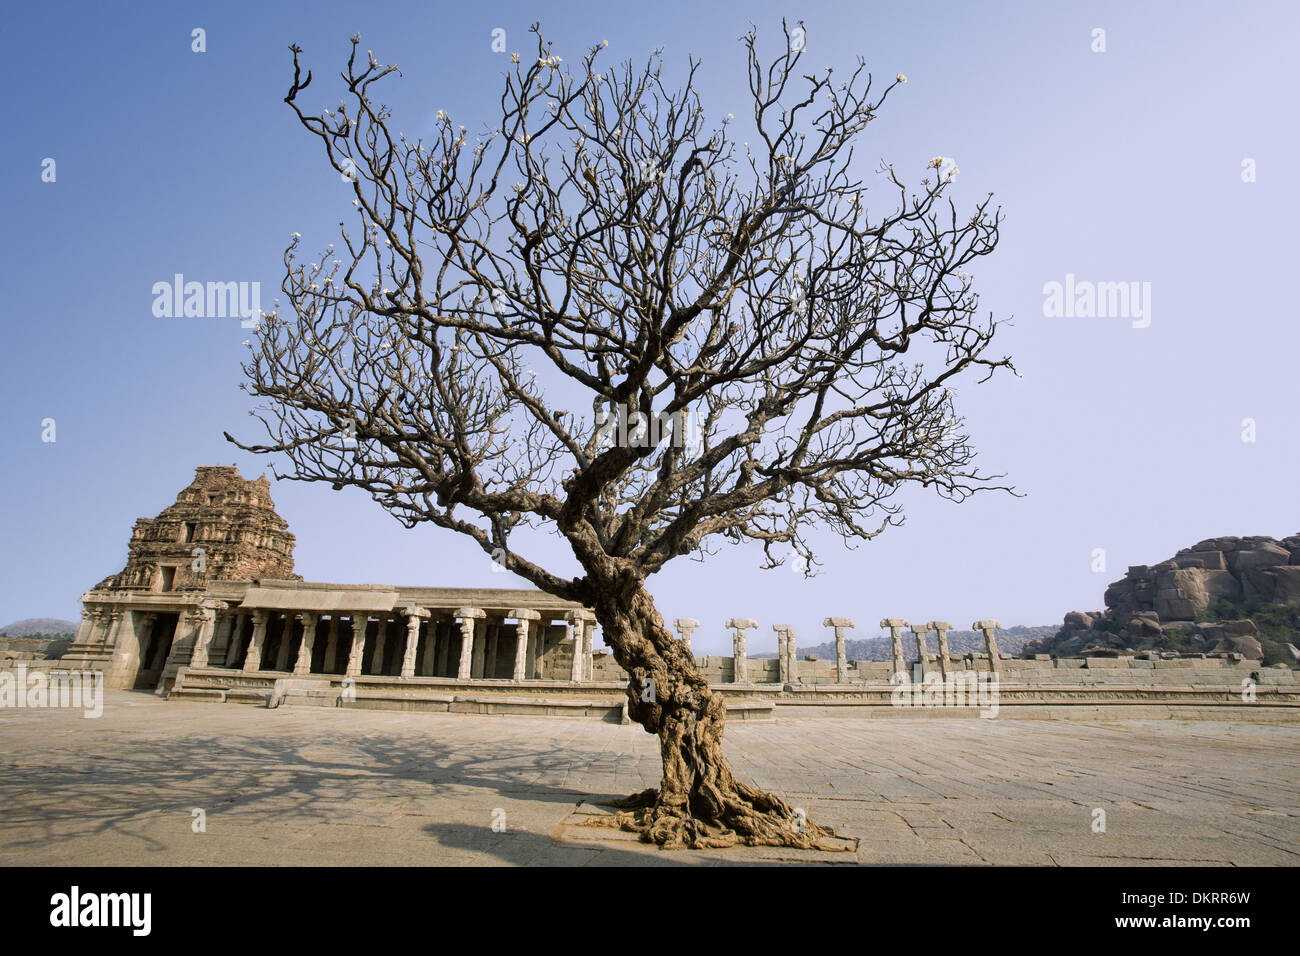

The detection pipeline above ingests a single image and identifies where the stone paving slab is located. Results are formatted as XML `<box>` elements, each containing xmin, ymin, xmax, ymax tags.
<box><xmin>0</xmin><ymin>691</ymin><xmax>1295</xmax><ymax>866</ymax></box>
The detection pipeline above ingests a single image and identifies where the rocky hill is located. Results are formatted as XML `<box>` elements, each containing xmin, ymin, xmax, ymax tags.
<box><xmin>0</xmin><ymin>618</ymin><xmax>77</xmax><ymax>637</ymax></box>
<box><xmin>784</xmin><ymin>625</ymin><xmax>1056</xmax><ymax>662</ymax></box>
<box><xmin>1025</xmin><ymin>535</ymin><xmax>1300</xmax><ymax>666</ymax></box>
<box><xmin>0</xmin><ymin>619</ymin><xmax>77</xmax><ymax>661</ymax></box>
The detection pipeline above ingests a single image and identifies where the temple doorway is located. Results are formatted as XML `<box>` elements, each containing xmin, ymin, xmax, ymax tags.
<box><xmin>135</xmin><ymin>613</ymin><xmax>178</xmax><ymax>689</ymax></box>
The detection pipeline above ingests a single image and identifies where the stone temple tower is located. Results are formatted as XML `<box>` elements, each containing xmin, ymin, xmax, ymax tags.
<box><xmin>68</xmin><ymin>465</ymin><xmax>301</xmax><ymax>691</ymax></box>
<box><xmin>96</xmin><ymin>465</ymin><xmax>300</xmax><ymax>593</ymax></box>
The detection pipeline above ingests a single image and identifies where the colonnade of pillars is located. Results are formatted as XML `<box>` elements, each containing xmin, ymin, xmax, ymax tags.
<box><xmin>674</xmin><ymin>617</ymin><xmax>1006</xmax><ymax>683</ymax></box>
<box><xmin>189</xmin><ymin>604</ymin><xmax>598</xmax><ymax>683</ymax></box>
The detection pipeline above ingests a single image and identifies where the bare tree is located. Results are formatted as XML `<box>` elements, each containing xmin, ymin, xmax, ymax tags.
<box><xmin>229</xmin><ymin>22</ymin><xmax>1014</xmax><ymax>849</ymax></box>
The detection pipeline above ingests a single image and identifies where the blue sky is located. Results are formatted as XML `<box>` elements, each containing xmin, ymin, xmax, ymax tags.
<box><xmin>2</xmin><ymin>0</ymin><xmax>1296</xmax><ymax>654</ymax></box>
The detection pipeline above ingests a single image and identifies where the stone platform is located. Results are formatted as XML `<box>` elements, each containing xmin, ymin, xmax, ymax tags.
<box><xmin>162</xmin><ymin>667</ymin><xmax>1300</xmax><ymax>722</ymax></box>
<box><xmin>0</xmin><ymin>691</ymin><xmax>1295</xmax><ymax>866</ymax></box>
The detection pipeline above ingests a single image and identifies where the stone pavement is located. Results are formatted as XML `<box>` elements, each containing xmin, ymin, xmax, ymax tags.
<box><xmin>0</xmin><ymin>692</ymin><xmax>1295</xmax><ymax>865</ymax></box>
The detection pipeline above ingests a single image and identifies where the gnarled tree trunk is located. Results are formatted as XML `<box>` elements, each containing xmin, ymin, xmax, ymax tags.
<box><xmin>585</xmin><ymin>567</ymin><xmax>837</xmax><ymax>850</ymax></box>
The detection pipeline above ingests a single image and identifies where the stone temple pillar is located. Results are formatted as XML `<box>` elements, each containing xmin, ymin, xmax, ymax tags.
<box><xmin>674</xmin><ymin>618</ymin><xmax>699</xmax><ymax>653</ymax></box>
<box><xmin>581</xmin><ymin>614</ymin><xmax>594</xmax><ymax>679</ymax></box>
<box><xmin>224</xmin><ymin>612</ymin><xmax>246</xmax><ymax>666</ymax></box>
<box><xmin>824</xmin><ymin>618</ymin><xmax>854</xmax><ymax>683</ymax></box>
<box><xmin>773</xmin><ymin>625</ymin><xmax>791</xmax><ymax>684</ymax></box>
<box><xmin>974</xmin><ymin>620</ymin><xmax>1002</xmax><ymax>675</ymax></box>
<box><xmin>881</xmin><ymin>618</ymin><xmax>910</xmax><ymax>680</ymax></box>
<box><xmin>455</xmin><ymin>608</ymin><xmax>485</xmax><ymax>681</ymax></box>
<box><xmin>564</xmin><ymin>610</ymin><xmax>596</xmax><ymax>680</ymax></box>
<box><xmin>88</xmin><ymin>606</ymin><xmax>113</xmax><ymax>647</ymax></box>
<box><xmin>436</xmin><ymin>620</ymin><xmax>451</xmax><ymax>677</ymax></box>
<box><xmin>511</xmin><ymin>609</ymin><xmax>540</xmax><ymax>681</ymax></box>
<box><xmin>370</xmin><ymin>617</ymin><xmax>390</xmax><ymax>676</ymax></box>
<box><xmin>535</xmin><ymin>619</ymin><xmax>554</xmax><ymax>679</ymax></box>
<box><xmin>294</xmin><ymin>612</ymin><xmax>320</xmax><ymax>675</ymax></box>
<box><xmin>911</xmin><ymin>624</ymin><xmax>929</xmax><ymax>679</ymax></box>
<box><xmin>323</xmin><ymin>616</ymin><xmax>341</xmax><ymax>673</ymax></box>
<box><xmin>97</xmin><ymin>608</ymin><xmax>120</xmax><ymax>647</ymax></box>
<box><xmin>785</xmin><ymin>625</ymin><xmax>800</xmax><ymax>684</ymax></box>
<box><xmin>274</xmin><ymin>615</ymin><xmax>294</xmax><ymax>672</ymax></box>
<box><xmin>470</xmin><ymin>617</ymin><xmax>488</xmax><ymax>679</ymax></box>
<box><xmin>188</xmin><ymin>602</ymin><xmax>220</xmax><ymax>669</ymax></box>
<box><xmin>243</xmin><ymin>609</ymin><xmax>270</xmax><ymax>673</ymax></box>
<box><xmin>345</xmin><ymin>615</ymin><xmax>369</xmax><ymax>677</ymax></box>
<box><xmin>567</xmin><ymin>616</ymin><xmax>583</xmax><ymax>682</ymax></box>
<box><xmin>481</xmin><ymin>621</ymin><xmax>497</xmax><ymax>679</ymax></box>
<box><xmin>104</xmin><ymin>608</ymin><xmax>126</xmax><ymax>649</ymax></box>
<box><xmin>400</xmin><ymin>606</ymin><xmax>429</xmax><ymax>678</ymax></box>
<box><xmin>210</xmin><ymin>610</ymin><xmax>235</xmax><ymax>666</ymax></box>
<box><xmin>726</xmin><ymin>618</ymin><xmax>757</xmax><ymax>684</ymax></box>
<box><xmin>926</xmin><ymin>621</ymin><xmax>952</xmax><ymax>680</ymax></box>
<box><xmin>94</xmin><ymin>607</ymin><xmax>117</xmax><ymax>647</ymax></box>
<box><xmin>77</xmin><ymin>606</ymin><xmax>98</xmax><ymax>648</ymax></box>
<box><xmin>419</xmin><ymin>618</ymin><xmax>438</xmax><ymax>677</ymax></box>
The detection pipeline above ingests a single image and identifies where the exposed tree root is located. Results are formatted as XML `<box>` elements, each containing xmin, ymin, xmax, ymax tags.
<box><xmin>588</xmin><ymin>784</ymin><xmax>848</xmax><ymax>851</ymax></box>
<box><xmin>573</xmin><ymin>585</ymin><xmax>853</xmax><ymax>851</ymax></box>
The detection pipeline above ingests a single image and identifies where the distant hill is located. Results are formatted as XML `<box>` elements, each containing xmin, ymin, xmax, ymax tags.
<box><xmin>752</xmin><ymin>625</ymin><xmax>1056</xmax><ymax>661</ymax></box>
<box><xmin>0</xmin><ymin>618</ymin><xmax>78</xmax><ymax>638</ymax></box>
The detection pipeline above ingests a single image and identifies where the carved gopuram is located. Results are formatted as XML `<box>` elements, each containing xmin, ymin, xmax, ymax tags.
<box><xmin>93</xmin><ymin>464</ymin><xmax>298</xmax><ymax>594</ymax></box>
